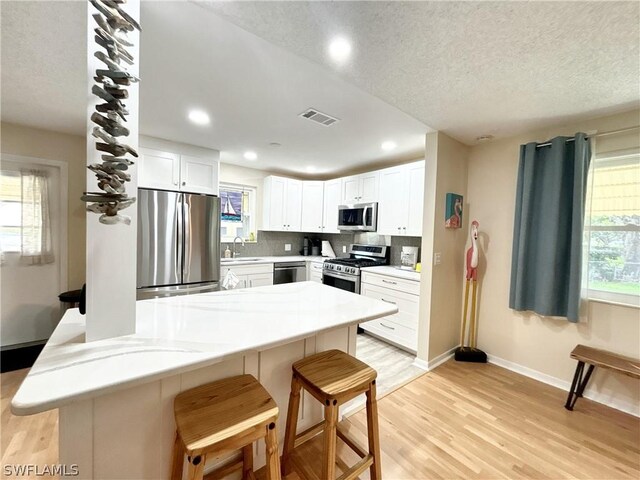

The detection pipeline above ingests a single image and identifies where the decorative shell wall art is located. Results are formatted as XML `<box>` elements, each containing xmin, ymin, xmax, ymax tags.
<box><xmin>82</xmin><ymin>0</ymin><xmax>141</xmax><ymax>226</ymax></box>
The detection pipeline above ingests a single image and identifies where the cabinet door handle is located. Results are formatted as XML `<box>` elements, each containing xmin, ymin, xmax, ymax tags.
<box><xmin>382</xmin><ymin>279</ymin><xmax>397</xmax><ymax>285</ymax></box>
<box><xmin>182</xmin><ymin>181</ymin><xmax>186</xmax><ymax>186</ymax></box>
<box><xmin>381</xmin><ymin>298</ymin><xmax>396</xmax><ymax>304</ymax></box>
<box><xmin>380</xmin><ymin>322</ymin><xmax>395</xmax><ymax>330</ymax></box>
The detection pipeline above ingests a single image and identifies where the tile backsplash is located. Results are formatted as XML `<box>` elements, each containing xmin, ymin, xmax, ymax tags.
<box><xmin>222</xmin><ymin>230</ymin><xmax>421</xmax><ymax>265</ymax></box>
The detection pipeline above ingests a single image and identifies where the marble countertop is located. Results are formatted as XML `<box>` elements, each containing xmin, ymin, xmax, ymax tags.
<box><xmin>11</xmin><ymin>282</ymin><xmax>396</xmax><ymax>416</ymax></box>
<box><xmin>361</xmin><ymin>265</ymin><xmax>422</xmax><ymax>282</ymax></box>
<box><xmin>220</xmin><ymin>255</ymin><xmax>329</xmax><ymax>266</ymax></box>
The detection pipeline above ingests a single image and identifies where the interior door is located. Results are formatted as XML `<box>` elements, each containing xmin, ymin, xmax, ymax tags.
<box><xmin>183</xmin><ymin>193</ymin><xmax>220</xmax><ymax>284</ymax></box>
<box><xmin>137</xmin><ymin>189</ymin><xmax>182</xmax><ymax>288</ymax></box>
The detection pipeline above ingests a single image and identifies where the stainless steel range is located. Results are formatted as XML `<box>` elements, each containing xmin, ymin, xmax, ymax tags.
<box><xmin>322</xmin><ymin>244</ymin><xmax>390</xmax><ymax>294</ymax></box>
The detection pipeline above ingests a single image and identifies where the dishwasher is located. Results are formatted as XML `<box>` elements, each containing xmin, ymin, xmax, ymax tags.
<box><xmin>273</xmin><ymin>261</ymin><xmax>307</xmax><ymax>284</ymax></box>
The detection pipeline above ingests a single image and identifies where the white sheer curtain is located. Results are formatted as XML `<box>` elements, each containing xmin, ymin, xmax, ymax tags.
<box><xmin>20</xmin><ymin>169</ymin><xmax>54</xmax><ymax>265</ymax></box>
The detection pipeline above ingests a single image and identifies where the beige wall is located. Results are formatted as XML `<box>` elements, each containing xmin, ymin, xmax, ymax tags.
<box><xmin>418</xmin><ymin>132</ymin><xmax>470</xmax><ymax>362</ymax></box>
<box><xmin>466</xmin><ymin>108</ymin><xmax>640</xmax><ymax>412</ymax></box>
<box><xmin>1</xmin><ymin>122</ymin><xmax>86</xmax><ymax>289</ymax></box>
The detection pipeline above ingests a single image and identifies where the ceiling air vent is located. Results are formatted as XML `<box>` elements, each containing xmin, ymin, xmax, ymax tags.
<box><xmin>299</xmin><ymin>108</ymin><xmax>340</xmax><ymax>127</ymax></box>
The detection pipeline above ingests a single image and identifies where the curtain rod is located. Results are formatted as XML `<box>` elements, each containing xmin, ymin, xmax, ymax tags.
<box><xmin>535</xmin><ymin>125</ymin><xmax>640</xmax><ymax>148</ymax></box>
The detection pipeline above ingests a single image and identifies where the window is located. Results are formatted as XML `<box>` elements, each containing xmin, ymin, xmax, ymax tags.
<box><xmin>585</xmin><ymin>150</ymin><xmax>640</xmax><ymax>305</ymax></box>
<box><xmin>0</xmin><ymin>168</ymin><xmax>54</xmax><ymax>264</ymax></box>
<box><xmin>220</xmin><ymin>182</ymin><xmax>257</xmax><ymax>243</ymax></box>
<box><xmin>0</xmin><ymin>171</ymin><xmax>22</xmax><ymax>252</ymax></box>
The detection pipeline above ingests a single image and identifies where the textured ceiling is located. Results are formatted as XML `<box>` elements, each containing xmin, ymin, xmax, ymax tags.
<box><xmin>197</xmin><ymin>0</ymin><xmax>640</xmax><ymax>144</ymax></box>
<box><xmin>2</xmin><ymin>0</ymin><xmax>638</xmax><ymax>172</ymax></box>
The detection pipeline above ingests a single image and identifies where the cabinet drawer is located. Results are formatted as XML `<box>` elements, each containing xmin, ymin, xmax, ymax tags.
<box><xmin>360</xmin><ymin>283</ymin><xmax>418</xmax><ymax>315</ymax></box>
<box><xmin>361</xmin><ymin>318</ymin><xmax>417</xmax><ymax>352</ymax></box>
<box><xmin>310</xmin><ymin>271</ymin><xmax>323</xmax><ymax>283</ymax></box>
<box><xmin>309</xmin><ymin>262</ymin><xmax>324</xmax><ymax>272</ymax></box>
<box><xmin>361</xmin><ymin>272</ymin><xmax>420</xmax><ymax>295</ymax></box>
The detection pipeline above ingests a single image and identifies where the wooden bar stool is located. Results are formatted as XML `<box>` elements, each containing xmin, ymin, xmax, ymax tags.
<box><xmin>171</xmin><ymin>374</ymin><xmax>281</xmax><ymax>480</ymax></box>
<box><xmin>282</xmin><ymin>349</ymin><xmax>381</xmax><ymax>480</ymax></box>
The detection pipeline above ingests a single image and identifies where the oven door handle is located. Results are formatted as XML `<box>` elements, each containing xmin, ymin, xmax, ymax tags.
<box><xmin>323</xmin><ymin>269</ymin><xmax>358</xmax><ymax>281</ymax></box>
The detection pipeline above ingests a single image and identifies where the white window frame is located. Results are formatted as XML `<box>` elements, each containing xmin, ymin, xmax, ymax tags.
<box><xmin>219</xmin><ymin>181</ymin><xmax>257</xmax><ymax>243</ymax></box>
<box><xmin>585</xmin><ymin>148</ymin><xmax>639</xmax><ymax>307</ymax></box>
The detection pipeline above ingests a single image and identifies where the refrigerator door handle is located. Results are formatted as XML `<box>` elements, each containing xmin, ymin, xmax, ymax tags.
<box><xmin>183</xmin><ymin>199</ymin><xmax>191</xmax><ymax>282</ymax></box>
<box><xmin>176</xmin><ymin>193</ymin><xmax>183</xmax><ymax>284</ymax></box>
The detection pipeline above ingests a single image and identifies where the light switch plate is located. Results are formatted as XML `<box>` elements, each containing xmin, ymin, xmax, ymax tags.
<box><xmin>285</xmin><ymin>244</ymin><xmax>292</xmax><ymax>252</ymax></box>
<box><xmin>434</xmin><ymin>252</ymin><xmax>442</xmax><ymax>265</ymax></box>
<box><xmin>342</xmin><ymin>246</ymin><xmax>347</xmax><ymax>253</ymax></box>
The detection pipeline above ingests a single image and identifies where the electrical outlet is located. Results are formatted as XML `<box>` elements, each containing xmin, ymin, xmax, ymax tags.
<box><xmin>342</xmin><ymin>245</ymin><xmax>347</xmax><ymax>253</ymax></box>
<box><xmin>434</xmin><ymin>252</ymin><xmax>442</xmax><ymax>265</ymax></box>
<box><xmin>285</xmin><ymin>243</ymin><xmax>291</xmax><ymax>252</ymax></box>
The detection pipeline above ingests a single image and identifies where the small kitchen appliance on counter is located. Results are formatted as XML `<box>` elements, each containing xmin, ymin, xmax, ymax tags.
<box><xmin>322</xmin><ymin>244</ymin><xmax>390</xmax><ymax>294</ymax></box>
<box><xmin>400</xmin><ymin>246</ymin><xmax>419</xmax><ymax>270</ymax></box>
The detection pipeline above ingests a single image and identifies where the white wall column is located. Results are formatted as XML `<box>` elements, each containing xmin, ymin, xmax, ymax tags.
<box><xmin>85</xmin><ymin>0</ymin><xmax>140</xmax><ymax>341</ymax></box>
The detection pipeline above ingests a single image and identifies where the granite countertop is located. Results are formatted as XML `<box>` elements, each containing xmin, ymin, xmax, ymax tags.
<box><xmin>11</xmin><ymin>282</ymin><xmax>396</xmax><ymax>416</ymax></box>
<box><xmin>220</xmin><ymin>255</ymin><xmax>329</xmax><ymax>266</ymax></box>
<box><xmin>361</xmin><ymin>265</ymin><xmax>422</xmax><ymax>282</ymax></box>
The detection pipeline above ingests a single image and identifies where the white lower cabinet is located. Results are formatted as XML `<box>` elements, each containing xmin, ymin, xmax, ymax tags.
<box><xmin>307</xmin><ymin>260</ymin><xmax>324</xmax><ymax>283</ymax></box>
<box><xmin>220</xmin><ymin>263</ymin><xmax>274</xmax><ymax>289</ymax></box>
<box><xmin>360</xmin><ymin>272</ymin><xmax>419</xmax><ymax>352</ymax></box>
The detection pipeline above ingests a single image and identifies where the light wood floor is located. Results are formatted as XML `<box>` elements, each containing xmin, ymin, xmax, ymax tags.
<box><xmin>2</xmin><ymin>361</ymin><xmax>639</xmax><ymax>479</ymax></box>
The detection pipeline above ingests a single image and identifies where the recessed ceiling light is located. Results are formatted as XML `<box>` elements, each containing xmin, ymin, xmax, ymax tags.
<box><xmin>305</xmin><ymin>166</ymin><xmax>317</xmax><ymax>173</ymax></box>
<box><xmin>187</xmin><ymin>109</ymin><xmax>210</xmax><ymax>125</ymax></box>
<box><xmin>243</xmin><ymin>151</ymin><xmax>257</xmax><ymax>161</ymax></box>
<box><xmin>328</xmin><ymin>37</ymin><xmax>352</xmax><ymax>63</ymax></box>
<box><xmin>381</xmin><ymin>141</ymin><xmax>397</xmax><ymax>151</ymax></box>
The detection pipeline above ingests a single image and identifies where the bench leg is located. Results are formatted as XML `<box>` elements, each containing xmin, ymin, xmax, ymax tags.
<box><xmin>565</xmin><ymin>362</ymin><xmax>595</xmax><ymax>411</ymax></box>
<box><xmin>576</xmin><ymin>364</ymin><xmax>595</xmax><ymax>398</ymax></box>
<box><xmin>565</xmin><ymin>361</ymin><xmax>584</xmax><ymax>411</ymax></box>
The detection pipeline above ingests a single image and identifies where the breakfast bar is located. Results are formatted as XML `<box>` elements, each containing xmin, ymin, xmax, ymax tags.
<box><xmin>11</xmin><ymin>282</ymin><xmax>397</xmax><ymax>479</ymax></box>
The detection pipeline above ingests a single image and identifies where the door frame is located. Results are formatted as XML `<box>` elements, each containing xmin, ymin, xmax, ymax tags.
<box><xmin>1</xmin><ymin>153</ymin><xmax>69</xmax><ymax>293</ymax></box>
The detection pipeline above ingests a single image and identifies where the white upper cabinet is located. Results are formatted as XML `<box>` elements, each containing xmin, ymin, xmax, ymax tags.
<box><xmin>138</xmin><ymin>140</ymin><xmax>219</xmax><ymax>195</ymax></box>
<box><xmin>138</xmin><ymin>148</ymin><xmax>180</xmax><ymax>191</ymax></box>
<box><xmin>378</xmin><ymin>165</ymin><xmax>407</xmax><ymax>236</ymax></box>
<box><xmin>263</xmin><ymin>176</ymin><xmax>302</xmax><ymax>231</ymax></box>
<box><xmin>180</xmin><ymin>155</ymin><xmax>219</xmax><ymax>195</ymax></box>
<box><xmin>359</xmin><ymin>171</ymin><xmax>380</xmax><ymax>203</ymax></box>
<box><xmin>377</xmin><ymin>160</ymin><xmax>425</xmax><ymax>236</ymax></box>
<box><xmin>284</xmin><ymin>179</ymin><xmax>303</xmax><ymax>231</ymax></box>
<box><xmin>322</xmin><ymin>179</ymin><xmax>342</xmax><ymax>233</ymax></box>
<box><xmin>405</xmin><ymin>161</ymin><xmax>425</xmax><ymax>236</ymax></box>
<box><xmin>301</xmin><ymin>181</ymin><xmax>324</xmax><ymax>233</ymax></box>
<box><xmin>340</xmin><ymin>171</ymin><xmax>379</xmax><ymax>204</ymax></box>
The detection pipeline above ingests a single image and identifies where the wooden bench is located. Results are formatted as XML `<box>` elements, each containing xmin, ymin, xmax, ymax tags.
<box><xmin>565</xmin><ymin>344</ymin><xmax>640</xmax><ymax>411</ymax></box>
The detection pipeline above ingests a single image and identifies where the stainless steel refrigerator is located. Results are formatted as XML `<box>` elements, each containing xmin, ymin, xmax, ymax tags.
<box><xmin>136</xmin><ymin>188</ymin><xmax>221</xmax><ymax>299</ymax></box>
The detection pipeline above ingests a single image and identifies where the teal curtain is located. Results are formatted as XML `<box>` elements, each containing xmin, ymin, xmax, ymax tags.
<box><xmin>509</xmin><ymin>133</ymin><xmax>591</xmax><ymax>322</ymax></box>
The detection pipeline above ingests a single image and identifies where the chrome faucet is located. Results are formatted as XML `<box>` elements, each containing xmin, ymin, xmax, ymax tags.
<box><xmin>232</xmin><ymin>236</ymin><xmax>245</xmax><ymax>258</ymax></box>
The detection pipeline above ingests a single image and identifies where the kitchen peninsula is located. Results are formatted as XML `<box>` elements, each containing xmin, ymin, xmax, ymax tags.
<box><xmin>11</xmin><ymin>282</ymin><xmax>397</xmax><ymax>479</ymax></box>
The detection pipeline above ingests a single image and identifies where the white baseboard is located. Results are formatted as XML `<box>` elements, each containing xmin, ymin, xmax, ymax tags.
<box><xmin>487</xmin><ymin>354</ymin><xmax>639</xmax><ymax>418</ymax></box>
<box><xmin>412</xmin><ymin>346</ymin><xmax>457</xmax><ymax>372</ymax></box>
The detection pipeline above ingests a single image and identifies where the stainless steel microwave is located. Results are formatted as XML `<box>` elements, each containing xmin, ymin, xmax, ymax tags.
<box><xmin>337</xmin><ymin>202</ymin><xmax>378</xmax><ymax>231</ymax></box>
